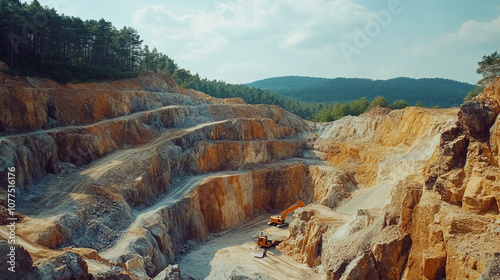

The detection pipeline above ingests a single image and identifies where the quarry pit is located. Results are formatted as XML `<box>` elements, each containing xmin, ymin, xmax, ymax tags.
<box><xmin>1</xmin><ymin>72</ymin><xmax>500</xmax><ymax>280</ymax></box>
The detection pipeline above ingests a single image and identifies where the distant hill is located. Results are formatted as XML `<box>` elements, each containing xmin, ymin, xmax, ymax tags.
<box><xmin>247</xmin><ymin>76</ymin><xmax>476</xmax><ymax>108</ymax></box>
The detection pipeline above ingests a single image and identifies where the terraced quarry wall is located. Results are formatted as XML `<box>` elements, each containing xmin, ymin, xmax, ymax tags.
<box><xmin>0</xmin><ymin>72</ymin><xmax>318</xmax><ymax>279</ymax></box>
<box><xmin>0</xmin><ymin>72</ymin><xmax>499</xmax><ymax>280</ymax></box>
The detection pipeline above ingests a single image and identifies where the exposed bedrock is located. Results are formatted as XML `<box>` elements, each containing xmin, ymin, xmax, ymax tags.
<box><xmin>0</xmin><ymin>103</ymin><xmax>307</xmax><ymax>193</ymax></box>
<box><xmin>0</xmin><ymin>72</ymin><xmax>191</xmax><ymax>134</ymax></box>
<box><xmin>279</xmin><ymin>77</ymin><xmax>500</xmax><ymax>280</ymax></box>
<box><xmin>1</xmin><ymin>73</ymin><xmax>499</xmax><ymax>280</ymax></box>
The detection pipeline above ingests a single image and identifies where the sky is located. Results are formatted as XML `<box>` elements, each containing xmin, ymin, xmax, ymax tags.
<box><xmin>26</xmin><ymin>0</ymin><xmax>500</xmax><ymax>84</ymax></box>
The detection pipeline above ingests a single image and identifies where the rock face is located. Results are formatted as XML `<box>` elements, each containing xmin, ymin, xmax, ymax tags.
<box><xmin>0</xmin><ymin>239</ymin><xmax>93</xmax><ymax>280</ymax></box>
<box><xmin>154</xmin><ymin>264</ymin><xmax>182</xmax><ymax>280</ymax></box>
<box><xmin>1</xmin><ymin>71</ymin><xmax>499</xmax><ymax>279</ymax></box>
<box><xmin>0</xmin><ymin>71</ymin><xmax>315</xmax><ymax>278</ymax></box>
<box><xmin>407</xmin><ymin>77</ymin><xmax>500</xmax><ymax>280</ymax></box>
<box><xmin>280</xmin><ymin>103</ymin><xmax>457</xmax><ymax>279</ymax></box>
<box><xmin>0</xmin><ymin>240</ymin><xmax>34</xmax><ymax>280</ymax></box>
<box><xmin>279</xmin><ymin>78</ymin><xmax>500</xmax><ymax>280</ymax></box>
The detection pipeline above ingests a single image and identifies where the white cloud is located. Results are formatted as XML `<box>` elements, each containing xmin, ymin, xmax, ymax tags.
<box><xmin>403</xmin><ymin>15</ymin><xmax>500</xmax><ymax>84</ymax></box>
<box><xmin>413</xmin><ymin>15</ymin><xmax>500</xmax><ymax>58</ymax></box>
<box><xmin>132</xmin><ymin>0</ymin><xmax>374</xmax><ymax>59</ymax></box>
<box><xmin>184</xmin><ymin>37</ymin><xmax>229</xmax><ymax>58</ymax></box>
<box><xmin>411</xmin><ymin>16</ymin><xmax>500</xmax><ymax>59</ymax></box>
<box><xmin>441</xmin><ymin>15</ymin><xmax>500</xmax><ymax>44</ymax></box>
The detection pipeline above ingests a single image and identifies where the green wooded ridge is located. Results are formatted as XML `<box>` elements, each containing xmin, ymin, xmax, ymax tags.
<box><xmin>247</xmin><ymin>76</ymin><xmax>475</xmax><ymax>108</ymax></box>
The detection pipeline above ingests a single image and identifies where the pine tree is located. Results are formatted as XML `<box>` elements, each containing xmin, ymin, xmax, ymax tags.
<box><xmin>477</xmin><ymin>51</ymin><xmax>500</xmax><ymax>86</ymax></box>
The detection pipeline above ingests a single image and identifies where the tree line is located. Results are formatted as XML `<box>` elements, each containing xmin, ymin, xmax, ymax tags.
<box><xmin>0</xmin><ymin>0</ymin><xmax>327</xmax><ymax>119</ymax></box>
<box><xmin>178</xmin><ymin>72</ymin><xmax>416</xmax><ymax>121</ymax></box>
<box><xmin>0</xmin><ymin>0</ymin><xmax>401</xmax><ymax>121</ymax></box>
<box><xmin>1</xmin><ymin>0</ymin><xmax>498</xmax><ymax>122</ymax></box>
<box><xmin>0</xmin><ymin>0</ymin><xmax>429</xmax><ymax>121</ymax></box>
<box><xmin>0</xmin><ymin>0</ymin><xmax>178</xmax><ymax>82</ymax></box>
<box><xmin>247</xmin><ymin>76</ymin><xmax>476</xmax><ymax>108</ymax></box>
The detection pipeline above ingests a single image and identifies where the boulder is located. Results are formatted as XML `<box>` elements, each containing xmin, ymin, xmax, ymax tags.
<box><xmin>371</xmin><ymin>226</ymin><xmax>412</xmax><ymax>280</ymax></box>
<box><xmin>422</xmin><ymin>250</ymin><xmax>446</xmax><ymax>280</ymax></box>
<box><xmin>36</xmin><ymin>251</ymin><xmax>93</xmax><ymax>280</ymax></box>
<box><xmin>341</xmin><ymin>251</ymin><xmax>379</xmax><ymax>280</ymax></box>
<box><xmin>0</xmin><ymin>240</ymin><xmax>34</xmax><ymax>280</ymax></box>
<box><xmin>458</xmin><ymin>99</ymin><xmax>500</xmax><ymax>141</ymax></box>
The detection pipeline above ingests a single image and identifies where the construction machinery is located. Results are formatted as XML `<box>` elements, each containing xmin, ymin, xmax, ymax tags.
<box><xmin>256</xmin><ymin>231</ymin><xmax>281</xmax><ymax>248</ymax></box>
<box><xmin>254</xmin><ymin>231</ymin><xmax>283</xmax><ymax>258</ymax></box>
<box><xmin>268</xmin><ymin>200</ymin><xmax>305</xmax><ymax>228</ymax></box>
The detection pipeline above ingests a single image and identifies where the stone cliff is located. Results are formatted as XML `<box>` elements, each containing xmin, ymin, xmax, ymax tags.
<box><xmin>279</xmin><ymin>78</ymin><xmax>500</xmax><ymax>280</ymax></box>
<box><xmin>0</xmin><ymin>71</ymin><xmax>498</xmax><ymax>280</ymax></box>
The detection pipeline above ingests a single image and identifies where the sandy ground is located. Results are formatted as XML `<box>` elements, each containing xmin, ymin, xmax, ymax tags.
<box><xmin>178</xmin><ymin>214</ymin><xmax>324</xmax><ymax>280</ymax></box>
<box><xmin>336</xmin><ymin>183</ymin><xmax>392</xmax><ymax>216</ymax></box>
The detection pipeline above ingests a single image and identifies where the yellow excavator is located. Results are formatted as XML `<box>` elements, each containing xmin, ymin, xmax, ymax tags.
<box><xmin>254</xmin><ymin>200</ymin><xmax>306</xmax><ymax>257</ymax></box>
<box><xmin>267</xmin><ymin>200</ymin><xmax>305</xmax><ymax>228</ymax></box>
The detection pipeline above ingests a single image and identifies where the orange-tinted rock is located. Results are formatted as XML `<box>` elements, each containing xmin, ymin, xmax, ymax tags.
<box><xmin>404</xmin><ymin>189</ymin><xmax>499</xmax><ymax>279</ymax></box>
<box><xmin>477</xmin><ymin>76</ymin><xmax>500</xmax><ymax>109</ymax></box>
<box><xmin>64</xmin><ymin>247</ymin><xmax>110</xmax><ymax>264</ymax></box>
<box><xmin>0</xmin><ymin>205</ymin><xmax>25</xmax><ymax>225</ymax></box>
<box><xmin>422</xmin><ymin>250</ymin><xmax>446</xmax><ymax>280</ymax></box>
<box><xmin>342</xmin><ymin>251</ymin><xmax>379</xmax><ymax>280</ymax></box>
<box><xmin>309</xmin><ymin>165</ymin><xmax>358</xmax><ymax>208</ymax></box>
<box><xmin>491</xmin><ymin>115</ymin><xmax>500</xmax><ymax>163</ymax></box>
<box><xmin>2</xmin><ymin>71</ymin><xmax>499</xmax><ymax>280</ymax></box>
<box><xmin>371</xmin><ymin>226</ymin><xmax>411</xmax><ymax>280</ymax></box>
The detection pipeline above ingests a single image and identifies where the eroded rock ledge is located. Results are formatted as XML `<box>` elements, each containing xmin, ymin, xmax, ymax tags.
<box><xmin>279</xmin><ymin>77</ymin><xmax>500</xmax><ymax>280</ymax></box>
<box><xmin>1</xmin><ymin>72</ymin><xmax>499</xmax><ymax>280</ymax></box>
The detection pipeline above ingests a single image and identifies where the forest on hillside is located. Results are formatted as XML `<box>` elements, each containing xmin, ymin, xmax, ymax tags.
<box><xmin>0</xmin><ymin>0</ymin><xmax>482</xmax><ymax>122</ymax></box>
<box><xmin>0</xmin><ymin>0</ymin><xmax>376</xmax><ymax>121</ymax></box>
<box><xmin>0</xmin><ymin>0</ymin><xmax>179</xmax><ymax>82</ymax></box>
<box><xmin>247</xmin><ymin>76</ymin><xmax>476</xmax><ymax>108</ymax></box>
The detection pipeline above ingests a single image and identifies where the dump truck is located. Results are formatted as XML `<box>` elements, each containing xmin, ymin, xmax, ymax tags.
<box><xmin>268</xmin><ymin>200</ymin><xmax>305</xmax><ymax>228</ymax></box>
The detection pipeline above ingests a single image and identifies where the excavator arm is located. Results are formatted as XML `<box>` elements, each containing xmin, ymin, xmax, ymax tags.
<box><xmin>280</xmin><ymin>200</ymin><xmax>305</xmax><ymax>221</ymax></box>
<box><xmin>268</xmin><ymin>200</ymin><xmax>305</xmax><ymax>227</ymax></box>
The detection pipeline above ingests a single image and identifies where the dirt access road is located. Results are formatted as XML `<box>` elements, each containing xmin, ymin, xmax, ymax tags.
<box><xmin>178</xmin><ymin>214</ymin><xmax>324</xmax><ymax>280</ymax></box>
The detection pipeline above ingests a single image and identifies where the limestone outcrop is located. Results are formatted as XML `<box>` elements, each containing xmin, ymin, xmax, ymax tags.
<box><xmin>407</xmin><ymin>77</ymin><xmax>500</xmax><ymax>279</ymax></box>
<box><xmin>1</xmin><ymin>70</ymin><xmax>499</xmax><ymax>279</ymax></box>
<box><xmin>279</xmin><ymin>77</ymin><xmax>500</xmax><ymax>280</ymax></box>
<box><xmin>279</xmin><ymin>104</ymin><xmax>457</xmax><ymax>279</ymax></box>
<box><xmin>0</xmin><ymin>238</ymin><xmax>93</xmax><ymax>280</ymax></box>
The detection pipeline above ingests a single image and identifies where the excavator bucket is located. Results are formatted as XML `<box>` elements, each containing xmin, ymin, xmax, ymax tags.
<box><xmin>253</xmin><ymin>247</ymin><xmax>267</xmax><ymax>258</ymax></box>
